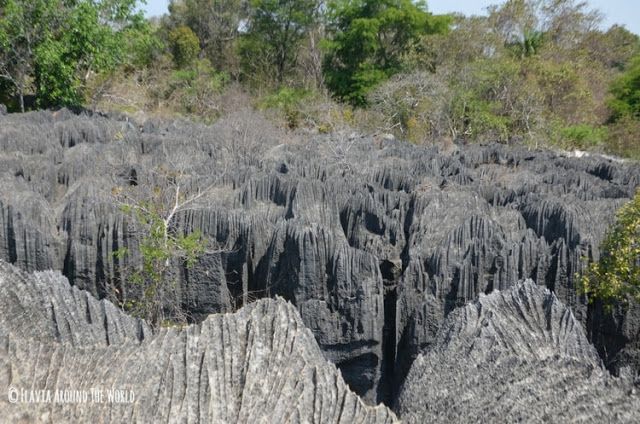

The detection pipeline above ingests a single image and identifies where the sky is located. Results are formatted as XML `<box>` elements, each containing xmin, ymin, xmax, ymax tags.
<box><xmin>142</xmin><ymin>0</ymin><xmax>640</xmax><ymax>35</ymax></box>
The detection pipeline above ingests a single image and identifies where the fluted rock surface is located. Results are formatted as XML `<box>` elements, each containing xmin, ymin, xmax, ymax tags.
<box><xmin>396</xmin><ymin>281</ymin><xmax>640</xmax><ymax>423</ymax></box>
<box><xmin>0</xmin><ymin>261</ymin><xmax>150</xmax><ymax>346</ymax></box>
<box><xmin>1</xmin><ymin>110</ymin><xmax>640</xmax><ymax>402</ymax></box>
<box><xmin>0</xmin><ymin>260</ymin><xmax>396</xmax><ymax>423</ymax></box>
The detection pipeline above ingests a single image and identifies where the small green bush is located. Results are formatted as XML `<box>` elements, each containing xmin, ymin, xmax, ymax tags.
<box><xmin>559</xmin><ymin>124</ymin><xmax>608</xmax><ymax>149</ymax></box>
<box><xmin>165</xmin><ymin>59</ymin><xmax>228</xmax><ymax>119</ymax></box>
<box><xmin>580</xmin><ymin>190</ymin><xmax>640</xmax><ymax>305</ymax></box>
<box><xmin>168</xmin><ymin>25</ymin><xmax>200</xmax><ymax>68</ymax></box>
<box><xmin>260</xmin><ymin>87</ymin><xmax>309</xmax><ymax>129</ymax></box>
<box><xmin>604</xmin><ymin>115</ymin><xmax>640</xmax><ymax>159</ymax></box>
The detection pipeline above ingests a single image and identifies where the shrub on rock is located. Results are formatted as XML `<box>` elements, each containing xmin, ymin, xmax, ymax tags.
<box><xmin>581</xmin><ymin>190</ymin><xmax>640</xmax><ymax>304</ymax></box>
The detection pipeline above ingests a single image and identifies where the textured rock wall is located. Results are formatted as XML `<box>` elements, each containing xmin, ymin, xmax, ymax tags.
<box><xmin>396</xmin><ymin>281</ymin><xmax>640</xmax><ymax>423</ymax></box>
<box><xmin>0</xmin><ymin>260</ymin><xmax>396</xmax><ymax>423</ymax></box>
<box><xmin>1</xmin><ymin>110</ymin><xmax>639</xmax><ymax>403</ymax></box>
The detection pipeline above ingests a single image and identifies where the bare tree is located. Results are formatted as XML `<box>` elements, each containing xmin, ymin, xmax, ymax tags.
<box><xmin>109</xmin><ymin>139</ymin><xmax>227</xmax><ymax>326</ymax></box>
<box><xmin>0</xmin><ymin>1</ymin><xmax>44</xmax><ymax>112</ymax></box>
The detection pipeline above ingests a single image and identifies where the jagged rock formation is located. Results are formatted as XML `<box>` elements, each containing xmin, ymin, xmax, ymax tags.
<box><xmin>396</xmin><ymin>281</ymin><xmax>640</xmax><ymax>423</ymax></box>
<box><xmin>1</xmin><ymin>110</ymin><xmax>639</xmax><ymax>403</ymax></box>
<box><xmin>0</xmin><ymin>260</ymin><xmax>396</xmax><ymax>423</ymax></box>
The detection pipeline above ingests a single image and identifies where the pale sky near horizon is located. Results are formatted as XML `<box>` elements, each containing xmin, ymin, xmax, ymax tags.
<box><xmin>141</xmin><ymin>0</ymin><xmax>640</xmax><ymax>35</ymax></box>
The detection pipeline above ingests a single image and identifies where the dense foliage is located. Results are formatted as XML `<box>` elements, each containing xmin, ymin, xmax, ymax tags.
<box><xmin>323</xmin><ymin>0</ymin><xmax>450</xmax><ymax>105</ymax></box>
<box><xmin>1</xmin><ymin>0</ymin><xmax>640</xmax><ymax>156</ymax></box>
<box><xmin>609</xmin><ymin>55</ymin><xmax>640</xmax><ymax>121</ymax></box>
<box><xmin>168</xmin><ymin>25</ymin><xmax>200</xmax><ymax>68</ymax></box>
<box><xmin>0</xmin><ymin>0</ymin><xmax>143</xmax><ymax>110</ymax></box>
<box><xmin>241</xmin><ymin>0</ymin><xmax>320</xmax><ymax>85</ymax></box>
<box><xmin>580</xmin><ymin>191</ymin><xmax>640</xmax><ymax>305</ymax></box>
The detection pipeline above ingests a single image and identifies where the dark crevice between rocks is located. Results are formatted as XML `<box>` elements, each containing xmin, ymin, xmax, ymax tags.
<box><xmin>399</xmin><ymin>195</ymin><xmax>416</xmax><ymax>273</ymax></box>
<box><xmin>7</xmin><ymin>208</ymin><xmax>17</xmax><ymax>264</ymax></box>
<box><xmin>338</xmin><ymin>207</ymin><xmax>352</xmax><ymax>246</ymax></box>
<box><xmin>588</xmin><ymin>163</ymin><xmax>615</xmax><ymax>182</ymax></box>
<box><xmin>95</xmin><ymin>225</ymin><xmax>107</xmax><ymax>299</ymax></box>
<box><xmin>586</xmin><ymin>300</ymin><xmax>639</xmax><ymax>377</ymax></box>
<box><xmin>485</xmin><ymin>274</ymin><xmax>495</xmax><ymax>295</ymax></box>
<box><xmin>364</xmin><ymin>211</ymin><xmax>385</xmax><ymax>236</ymax></box>
<box><xmin>379</xmin><ymin>259</ymin><xmax>400</xmax><ymax>406</ymax></box>
<box><xmin>336</xmin><ymin>352</ymin><xmax>378</xmax><ymax>396</ymax></box>
<box><xmin>224</xmin><ymin>250</ymin><xmax>247</xmax><ymax>310</ymax></box>
<box><xmin>63</xmin><ymin>242</ymin><xmax>75</xmax><ymax>287</ymax></box>
<box><xmin>392</xmin><ymin>318</ymin><xmax>417</xmax><ymax>408</ymax></box>
<box><xmin>444</xmin><ymin>269</ymin><xmax>464</xmax><ymax>316</ymax></box>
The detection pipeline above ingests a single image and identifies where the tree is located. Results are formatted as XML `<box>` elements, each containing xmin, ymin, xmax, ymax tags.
<box><xmin>168</xmin><ymin>25</ymin><xmax>200</xmax><ymax>68</ymax></box>
<box><xmin>407</xmin><ymin>14</ymin><xmax>501</xmax><ymax>72</ymax></box>
<box><xmin>609</xmin><ymin>54</ymin><xmax>640</xmax><ymax>121</ymax></box>
<box><xmin>580</xmin><ymin>190</ymin><xmax>640</xmax><ymax>305</ymax></box>
<box><xmin>35</xmin><ymin>0</ymin><xmax>142</xmax><ymax>108</ymax></box>
<box><xmin>488</xmin><ymin>0</ymin><xmax>602</xmax><ymax>54</ymax></box>
<box><xmin>323</xmin><ymin>0</ymin><xmax>450</xmax><ymax>105</ymax></box>
<box><xmin>114</xmin><ymin>178</ymin><xmax>207</xmax><ymax>327</ymax></box>
<box><xmin>507</xmin><ymin>29</ymin><xmax>545</xmax><ymax>59</ymax></box>
<box><xmin>165</xmin><ymin>57</ymin><xmax>228</xmax><ymax>118</ymax></box>
<box><xmin>167</xmin><ymin>0</ymin><xmax>249</xmax><ymax>77</ymax></box>
<box><xmin>112</xmin><ymin>147</ymin><xmax>225</xmax><ymax>327</ymax></box>
<box><xmin>368</xmin><ymin>70</ymin><xmax>452</xmax><ymax>142</ymax></box>
<box><xmin>487</xmin><ymin>0</ymin><xmax>539</xmax><ymax>49</ymax></box>
<box><xmin>121</xmin><ymin>15</ymin><xmax>166</xmax><ymax>69</ymax></box>
<box><xmin>0</xmin><ymin>0</ymin><xmax>55</xmax><ymax>112</ymax></box>
<box><xmin>241</xmin><ymin>0</ymin><xmax>320</xmax><ymax>85</ymax></box>
<box><xmin>0</xmin><ymin>0</ymin><xmax>143</xmax><ymax>110</ymax></box>
<box><xmin>581</xmin><ymin>25</ymin><xmax>639</xmax><ymax>71</ymax></box>
<box><xmin>541</xmin><ymin>0</ymin><xmax>602</xmax><ymax>51</ymax></box>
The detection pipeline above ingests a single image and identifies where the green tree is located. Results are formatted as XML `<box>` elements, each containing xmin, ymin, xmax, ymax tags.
<box><xmin>323</xmin><ymin>0</ymin><xmax>450</xmax><ymax>105</ymax></box>
<box><xmin>121</xmin><ymin>15</ymin><xmax>166</xmax><ymax>69</ymax></box>
<box><xmin>580</xmin><ymin>190</ymin><xmax>640</xmax><ymax>305</ymax></box>
<box><xmin>487</xmin><ymin>0</ymin><xmax>539</xmax><ymax>49</ymax></box>
<box><xmin>0</xmin><ymin>0</ymin><xmax>55</xmax><ymax>111</ymax></box>
<box><xmin>168</xmin><ymin>25</ymin><xmax>200</xmax><ymax>68</ymax></box>
<box><xmin>168</xmin><ymin>0</ymin><xmax>249</xmax><ymax>77</ymax></box>
<box><xmin>0</xmin><ymin>0</ymin><xmax>144</xmax><ymax>110</ymax></box>
<box><xmin>609</xmin><ymin>55</ymin><xmax>640</xmax><ymax>121</ymax></box>
<box><xmin>241</xmin><ymin>0</ymin><xmax>320</xmax><ymax>85</ymax></box>
<box><xmin>35</xmin><ymin>0</ymin><xmax>142</xmax><ymax>108</ymax></box>
<box><xmin>260</xmin><ymin>86</ymin><xmax>309</xmax><ymax>128</ymax></box>
<box><xmin>507</xmin><ymin>29</ymin><xmax>544</xmax><ymax>59</ymax></box>
<box><xmin>115</xmin><ymin>199</ymin><xmax>205</xmax><ymax>327</ymax></box>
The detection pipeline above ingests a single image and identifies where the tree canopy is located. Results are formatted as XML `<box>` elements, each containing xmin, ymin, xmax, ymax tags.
<box><xmin>323</xmin><ymin>0</ymin><xmax>450</xmax><ymax>105</ymax></box>
<box><xmin>0</xmin><ymin>0</ymin><xmax>143</xmax><ymax>110</ymax></box>
<box><xmin>609</xmin><ymin>55</ymin><xmax>640</xmax><ymax>121</ymax></box>
<box><xmin>240</xmin><ymin>0</ymin><xmax>320</xmax><ymax>85</ymax></box>
<box><xmin>1</xmin><ymin>0</ymin><xmax>639</xmax><ymax>160</ymax></box>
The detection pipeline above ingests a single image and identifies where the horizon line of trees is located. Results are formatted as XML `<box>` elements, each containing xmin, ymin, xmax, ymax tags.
<box><xmin>1</xmin><ymin>0</ymin><xmax>640</xmax><ymax>156</ymax></box>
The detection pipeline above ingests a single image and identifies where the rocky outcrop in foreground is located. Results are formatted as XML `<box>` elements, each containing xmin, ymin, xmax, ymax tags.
<box><xmin>397</xmin><ymin>281</ymin><xmax>640</xmax><ymax>423</ymax></box>
<box><xmin>0</xmin><ymin>261</ymin><xmax>395</xmax><ymax>423</ymax></box>
<box><xmin>2</xmin><ymin>262</ymin><xmax>638</xmax><ymax>422</ymax></box>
